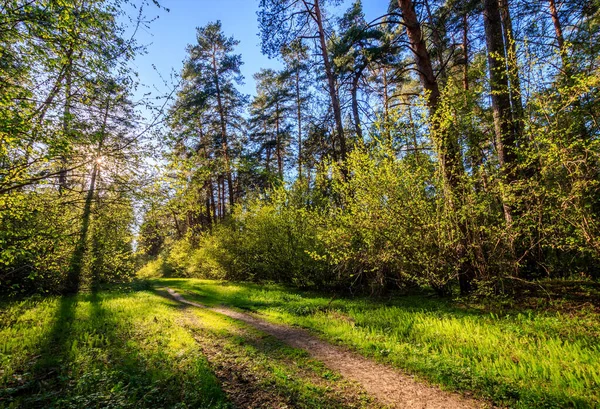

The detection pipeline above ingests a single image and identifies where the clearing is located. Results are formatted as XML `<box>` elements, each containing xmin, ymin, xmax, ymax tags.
<box><xmin>1</xmin><ymin>279</ymin><xmax>599</xmax><ymax>408</ymax></box>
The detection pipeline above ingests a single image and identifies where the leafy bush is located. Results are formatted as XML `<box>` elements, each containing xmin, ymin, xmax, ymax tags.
<box><xmin>1</xmin><ymin>189</ymin><xmax>136</xmax><ymax>295</ymax></box>
<box><xmin>149</xmin><ymin>126</ymin><xmax>600</xmax><ymax>294</ymax></box>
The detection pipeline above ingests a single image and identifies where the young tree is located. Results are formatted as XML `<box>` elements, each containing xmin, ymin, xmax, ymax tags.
<box><xmin>281</xmin><ymin>40</ymin><xmax>311</xmax><ymax>181</ymax></box>
<box><xmin>258</xmin><ymin>0</ymin><xmax>348</xmax><ymax>161</ymax></box>
<box><xmin>249</xmin><ymin>69</ymin><xmax>295</xmax><ymax>181</ymax></box>
<box><xmin>334</xmin><ymin>1</ymin><xmax>391</xmax><ymax>142</ymax></box>
<box><xmin>181</xmin><ymin>21</ymin><xmax>246</xmax><ymax>211</ymax></box>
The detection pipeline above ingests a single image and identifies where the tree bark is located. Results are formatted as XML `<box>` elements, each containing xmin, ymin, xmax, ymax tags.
<box><xmin>276</xmin><ymin>100</ymin><xmax>283</xmax><ymax>179</ymax></box>
<box><xmin>65</xmin><ymin>98</ymin><xmax>108</xmax><ymax>294</ymax></box>
<box><xmin>295</xmin><ymin>66</ymin><xmax>303</xmax><ymax>181</ymax></box>
<box><xmin>221</xmin><ymin>176</ymin><xmax>226</xmax><ymax>218</ymax></box>
<box><xmin>265</xmin><ymin>120</ymin><xmax>272</xmax><ymax>174</ymax></box>
<box><xmin>59</xmin><ymin>46</ymin><xmax>74</xmax><ymax>193</ymax></box>
<box><xmin>398</xmin><ymin>0</ymin><xmax>440</xmax><ymax>109</ymax></box>
<box><xmin>381</xmin><ymin>66</ymin><xmax>390</xmax><ymax>143</ymax></box>
<box><xmin>216</xmin><ymin>176</ymin><xmax>222</xmax><ymax>220</ymax></box>
<box><xmin>483</xmin><ymin>0</ymin><xmax>515</xmax><ymax>166</ymax></box>
<box><xmin>209</xmin><ymin>177</ymin><xmax>217</xmax><ymax>224</ymax></box>
<box><xmin>484</xmin><ymin>0</ymin><xmax>516</xmax><ymax>225</ymax></box>
<box><xmin>312</xmin><ymin>0</ymin><xmax>347</xmax><ymax>161</ymax></box>
<box><xmin>498</xmin><ymin>0</ymin><xmax>524</xmax><ymax>141</ymax></box>
<box><xmin>351</xmin><ymin>72</ymin><xmax>363</xmax><ymax>141</ymax></box>
<box><xmin>398</xmin><ymin>0</ymin><xmax>462</xmax><ymax>186</ymax></box>
<box><xmin>212</xmin><ymin>49</ymin><xmax>235</xmax><ymax>210</ymax></box>
<box><xmin>548</xmin><ymin>0</ymin><xmax>566</xmax><ymax>66</ymax></box>
<box><xmin>398</xmin><ymin>0</ymin><xmax>473</xmax><ymax>294</ymax></box>
<box><xmin>462</xmin><ymin>14</ymin><xmax>469</xmax><ymax>92</ymax></box>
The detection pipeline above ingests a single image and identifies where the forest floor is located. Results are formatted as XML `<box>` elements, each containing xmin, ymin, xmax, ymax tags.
<box><xmin>1</xmin><ymin>279</ymin><xmax>599</xmax><ymax>408</ymax></box>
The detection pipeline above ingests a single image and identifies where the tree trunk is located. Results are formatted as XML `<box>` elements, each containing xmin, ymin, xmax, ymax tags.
<box><xmin>351</xmin><ymin>72</ymin><xmax>363</xmax><ymax>141</ymax></box>
<box><xmin>209</xmin><ymin>178</ymin><xmax>217</xmax><ymax>224</ymax></box>
<box><xmin>216</xmin><ymin>176</ymin><xmax>221</xmax><ymax>220</ymax></box>
<box><xmin>212</xmin><ymin>50</ymin><xmax>234</xmax><ymax>210</ymax></box>
<box><xmin>65</xmin><ymin>98</ymin><xmax>108</xmax><ymax>294</ymax></box>
<box><xmin>276</xmin><ymin>101</ymin><xmax>283</xmax><ymax>179</ymax></box>
<box><xmin>65</xmin><ymin>161</ymin><xmax>98</xmax><ymax>293</ymax></box>
<box><xmin>295</xmin><ymin>66</ymin><xmax>303</xmax><ymax>181</ymax></box>
<box><xmin>483</xmin><ymin>0</ymin><xmax>516</xmax><ymax>224</ymax></box>
<box><xmin>220</xmin><ymin>176</ymin><xmax>226</xmax><ymax>218</ymax></box>
<box><xmin>382</xmin><ymin>66</ymin><xmax>390</xmax><ymax>143</ymax></box>
<box><xmin>312</xmin><ymin>0</ymin><xmax>347</xmax><ymax>161</ymax></box>
<box><xmin>424</xmin><ymin>0</ymin><xmax>446</xmax><ymax>81</ymax></box>
<box><xmin>59</xmin><ymin>46</ymin><xmax>74</xmax><ymax>193</ymax></box>
<box><xmin>407</xmin><ymin>99</ymin><xmax>418</xmax><ymax>153</ymax></box>
<box><xmin>548</xmin><ymin>0</ymin><xmax>567</xmax><ymax>68</ymax></box>
<box><xmin>265</xmin><ymin>120</ymin><xmax>272</xmax><ymax>174</ymax></box>
<box><xmin>462</xmin><ymin>14</ymin><xmax>469</xmax><ymax>91</ymax></box>
<box><xmin>398</xmin><ymin>0</ymin><xmax>473</xmax><ymax>294</ymax></box>
<box><xmin>205</xmin><ymin>185</ymin><xmax>212</xmax><ymax>228</ymax></box>
<box><xmin>498</xmin><ymin>0</ymin><xmax>524</xmax><ymax>141</ymax></box>
<box><xmin>398</xmin><ymin>0</ymin><xmax>462</xmax><ymax>186</ymax></box>
<box><xmin>398</xmin><ymin>0</ymin><xmax>440</xmax><ymax>109</ymax></box>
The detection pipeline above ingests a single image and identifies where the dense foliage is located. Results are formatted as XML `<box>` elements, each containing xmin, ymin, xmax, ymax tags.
<box><xmin>2</xmin><ymin>0</ymin><xmax>600</xmax><ymax>297</ymax></box>
<box><xmin>144</xmin><ymin>0</ymin><xmax>600</xmax><ymax>296</ymax></box>
<box><xmin>0</xmin><ymin>0</ymin><xmax>160</xmax><ymax>294</ymax></box>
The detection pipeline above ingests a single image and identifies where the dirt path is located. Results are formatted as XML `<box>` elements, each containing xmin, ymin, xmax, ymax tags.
<box><xmin>177</xmin><ymin>303</ymin><xmax>382</xmax><ymax>409</ymax></box>
<box><xmin>165</xmin><ymin>288</ymin><xmax>487</xmax><ymax>409</ymax></box>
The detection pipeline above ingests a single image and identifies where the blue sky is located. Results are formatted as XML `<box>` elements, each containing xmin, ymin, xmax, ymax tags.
<box><xmin>129</xmin><ymin>0</ymin><xmax>389</xmax><ymax>109</ymax></box>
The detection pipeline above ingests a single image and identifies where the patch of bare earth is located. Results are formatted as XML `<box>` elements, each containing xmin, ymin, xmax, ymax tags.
<box><xmin>165</xmin><ymin>288</ymin><xmax>489</xmax><ymax>409</ymax></box>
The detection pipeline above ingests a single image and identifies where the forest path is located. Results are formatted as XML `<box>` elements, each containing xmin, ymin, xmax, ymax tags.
<box><xmin>164</xmin><ymin>287</ymin><xmax>488</xmax><ymax>409</ymax></box>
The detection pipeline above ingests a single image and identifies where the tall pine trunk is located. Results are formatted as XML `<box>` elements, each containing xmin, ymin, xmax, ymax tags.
<box><xmin>212</xmin><ymin>51</ymin><xmax>235</xmax><ymax>210</ymax></box>
<box><xmin>397</xmin><ymin>0</ymin><xmax>463</xmax><ymax>187</ymax></box>
<box><xmin>483</xmin><ymin>0</ymin><xmax>517</xmax><ymax>226</ymax></box>
<box><xmin>351</xmin><ymin>72</ymin><xmax>363</xmax><ymax>141</ymax></box>
<box><xmin>313</xmin><ymin>0</ymin><xmax>346</xmax><ymax>161</ymax></box>
<box><xmin>295</xmin><ymin>66</ymin><xmax>303</xmax><ymax>181</ymax></box>
<box><xmin>498</xmin><ymin>0</ymin><xmax>524</xmax><ymax>141</ymax></box>
<box><xmin>276</xmin><ymin>101</ymin><xmax>283</xmax><ymax>179</ymax></box>
<box><xmin>548</xmin><ymin>0</ymin><xmax>567</xmax><ymax>67</ymax></box>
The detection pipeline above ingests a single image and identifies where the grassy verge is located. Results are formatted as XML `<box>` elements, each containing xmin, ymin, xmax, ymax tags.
<box><xmin>157</xmin><ymin>278</ymin><xmax>600</xmax><ymax>409</ymax></box>
<box><xmin>0</xmin><ymin>283</ymin><xmax>229</xmax><ymax>408</ymax></box>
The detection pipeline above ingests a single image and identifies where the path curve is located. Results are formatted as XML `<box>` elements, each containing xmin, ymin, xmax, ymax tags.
<box><xmin>165</xmin><ymin>288</ymin><xmax>487</xmax><ymax>409</ymax></box>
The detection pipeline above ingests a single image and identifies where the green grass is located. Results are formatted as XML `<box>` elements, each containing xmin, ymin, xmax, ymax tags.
<box><xmin>0</xmin><ymin>282</ymin><xmax>230</xmax><ymax>408</ymax></box>
<box><xmin>157</xmin><ymin>278</ymin><xmax>600</xmax><ymax>409</ymax></box>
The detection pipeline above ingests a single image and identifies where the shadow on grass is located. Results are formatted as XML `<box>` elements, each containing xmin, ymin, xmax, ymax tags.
<box><xmin>1</xmin><ymin>294</ymin><xmax>79</xmax><ymax>407</ymax></box>
<box><xmin>156</xmin><ymin>279</ymin><xmax>600</xmax><ymax>409</ymax></box>
<box><xmin>2</xmin><ymin>286</ymin><xmax>228</xmax><ymax>408</ymax></box>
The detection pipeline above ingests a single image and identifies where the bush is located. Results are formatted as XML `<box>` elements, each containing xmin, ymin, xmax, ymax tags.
<box><xmin>147</xmin><ymin>134</ymin><xmax>600</xmax><ymax>295</ymax></box>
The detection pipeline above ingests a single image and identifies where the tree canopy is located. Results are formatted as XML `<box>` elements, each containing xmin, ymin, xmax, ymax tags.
<box><xmin>2</xmin><ymin>0</ymin><xmax>600</xmax><ymax>297</ymax></box>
